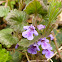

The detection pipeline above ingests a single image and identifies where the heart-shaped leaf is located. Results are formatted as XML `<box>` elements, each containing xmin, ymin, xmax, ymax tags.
<box><xmin>24</xmin><ymin>0</ymin><xmax>47</xmax><ymax>15</ymax></box>
<box><xmin>0</xmin><ymin>28</ymin><xmax>19</xmax><ymax>47</ymax></box>
<box><xmin>5</xmin><ymin>9</ymin><xmax>28</xmax><ymax>32</ymax></box>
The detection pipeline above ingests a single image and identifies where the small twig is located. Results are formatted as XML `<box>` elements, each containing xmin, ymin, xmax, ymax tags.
<box><xmin>18</xmin><ymin>51</ymin><xmax>25</xmax><ymax>55</ymax></box>
<box><xmin>25</xmin><ymin>52</ymin><xmax>31</xmax><ymax>62</ymax></box>
<box><xmin>19</xmin><ymin>0</ymin><xmax>23</xmax><ymax>10</ymax></box>
<box><xmin>54</xmin><ymin>38</ymin><xmax>62</xmax><ymax>59</ymax></box>
<box><xmin>5</xmin><ymin>0</ymin><xmax>8</xmax><ymax>8</ymax></box>
<box><xmin>32</xmin><ymin>15</ymin><xmax>37</xmax><ymax>27</ymax></box>
<box><xmin>31</xmin><ymin>60</ymin><xmax>48</xmax><ymax>62</ymax></box>
<box><xmin>52</xmin><ymin>31</ymin><xmax>62</xmax><ymax>59</ymax></box>
<box><xmin>49</xmin><ymin>59</ymin><xmax>53</xmax><ymax>62</ymax></box>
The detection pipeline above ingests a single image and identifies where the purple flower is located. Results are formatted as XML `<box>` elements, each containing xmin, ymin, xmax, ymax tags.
<box><xmin>15</xmin><ymin>44</ymin><xmax>19</xmax><ymax>49</ymax></box>
<box><xmin>37</xmin><ymin>24</ymin><xmax>45</xmax><ymax>30</ymax></box>
<box><xmin>42</xmin><ymin>49</ymin><xmax>54</xmax><ymax>59</ymax></box>
<box><xmin>27</xmin><ymin>43</ymin><xmax>40</xmax><ymax>54</ymax></box>
<box><xmin>22</xmin><ymin>25</ymin><xmax>38</xmax><ymax>40</ymax></box>
<box><xmin>48</xmin><ymin>34</ymin><xmax>54</xmax><ymax>40</ymax></box>
<box><xmin>38</xmin><ymin>41</ymin><xmax>52</xmax><ymax>50</ymax></box>
<box><xmin>37</xmin><ymin>38</ymin><xmax>52</xmax><ymax>50</ymax></box>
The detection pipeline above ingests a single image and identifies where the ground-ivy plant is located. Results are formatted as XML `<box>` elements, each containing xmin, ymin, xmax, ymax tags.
<box><xmin>0</xmin><ymin>0</ymin><xmax>62</xmax><ymax>62</ymax></box>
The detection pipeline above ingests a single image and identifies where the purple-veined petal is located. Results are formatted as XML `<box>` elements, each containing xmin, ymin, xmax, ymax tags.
<box><xmin>22</xmin><ymin>30</ymin><xmax>34</xmax><ymax>40</ymax></box>
<box><xmin>41</xmin><ymin>42</ymin><xmax>52</xmax><ymax>50</ymax></box>
<box><xmin>27</xmin><ymin>32</ymin><xmax>34</xmax><ymax>40</ymax></box>
<box><xmin>45</xmin><ymin>50</ymin><xmax>54</xmax><ymax>58</ymax></box>
<box><xmin>27</xmin><ymin>44</ymin><xmax>40</xmax><ymax>54</ymax></box>
<box><xmin>38</xmin><ymin>38</ymin><xmax>49</xmax><ymax>43</ymax></box>
<box><xmin>22</xmin><ymin>24</ymin><xmax>38</xmax><ymax>40</ymax></box>
<box><xmin>34</xmin><ymin>43</ymin><xmax>40</xmax><ymax>51</ymax></box>
<box><xmin>27</xmin><ymin>46</ymin><xmax>37</xmax><ymax>54</ymax></box>
<box><xmin>42</xmin><ymin>49</ymin><xmax>54</xmax><ymax>59</ymax></box>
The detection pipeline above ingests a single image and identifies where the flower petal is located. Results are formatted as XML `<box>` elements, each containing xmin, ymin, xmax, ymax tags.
<box><xmin>27</xmin><ymin>32</ymin><xmax>34</xmax><ymax>40</ymax></box>
<box><xmin>41</xmin><ymin>42</ymin><xmax>52</xmax><ymax>50</ymax></box>
<box><xmin>37</xmin><ymin>24</ymin><xmax>45</xmax><ymax>30</ymax></box>
<box><xmin>33</xmin><ymin>30</ymin><xmax>38</xmax><ymax>36</ymax></box>
<box><xmin>37</xmin><ymin>41</ymin><xmax>42</xmax><ymax>46</ymax></box>
<box><xmin>42</xmin><ymin>49</ymin><xmax>47</xmax><ymax>54</ymax></box>
<box><xmin>48</xmin><ymin>34</ymin><xmax>54</xmax><ymax>40</ymax></box>
<box><xmin>22</xmin><ymin>31</ymin><xmax>28</xmax><ymax>38</ymax></box>
<box><xmin>27</xmin><ymin>44</ymin><xmax>37</xmax><ymax>54</ymax></box>
<box><xmin>23</xmin><ymin>26</ymin><xmax>30</xmax><ymax>30</ymax></box>
<box><xmin>34</xmin><ymin>43</ymin><xmax>40</xmax><ymax>51</ymax></box>
<box><xmin>45</xmin><ymin>50</ymin><xmax>54</xmax><ymax>58</ymax></box>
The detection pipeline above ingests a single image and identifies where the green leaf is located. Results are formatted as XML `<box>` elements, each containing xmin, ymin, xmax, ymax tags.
<box><xmin>0</xmin><ymin>6</ymin><xmax>10</xmax><ymax>17</ymax></box>
<box><xmin>43</xmin><ymin>0</ymin><xmax>47</xmax><ymax>5</ymax></box>
<box><xmin>25</xmin><ymin>0</ymin><xmax>31</xmax><ymax>5</ymax></box>
<box><xmin>0</xmin><ymin>45</ymin><xmax>11</xmax><ymax>62</ymax></box>
<box><xmin>24</xmin><ymin>0</ymin><xmax>47</xmax><ymax>15</ymax></box>
<box><xmin>9</xmin><ymin>51</ymin><xmax>22</xmax><ymax>62</ymax></box>
<box><xmin>48</xmin><ymin>0</ymin><xmax>62</xmax><ymax>21</ymax></box>
<box><xmin>10</xmin><ymin>1</ymin><xmax>16</xmax><ymax>9</ymax></box>
<box><xmin>5</xmin><ymin>9</ymin><xmax>28</xmax><ymax>32</ymax></box>
<box><xmin>18</xmin><ymin>34</ymin><xmax>41</xmax><ymax>47</ymax></box>
<box><xmin>0</xmin><ymin>28</ymin><xmax>19</xmax><ymax>47</ymax></box>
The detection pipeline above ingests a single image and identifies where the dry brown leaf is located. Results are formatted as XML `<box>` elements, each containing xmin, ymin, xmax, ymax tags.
<box><xmin>57</xmin><ymin>12</ymin><xmax>62</xmax><ymax>21</ymax></box>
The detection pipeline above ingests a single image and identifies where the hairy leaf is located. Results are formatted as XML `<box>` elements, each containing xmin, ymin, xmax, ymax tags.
<box><xmin>5</xmin><ymin>9</ymin><xmax>28</xmax><ymax>32</ymax></box>
<box><xmin>24</xmin><ymin>0</ymin><xmax>47</xmax><ymax>15</ymax></box>
<box><xmin>48</xmin><ymin>0</ymin><xmax>62</xmax><ymax>21</ymax></box>
<box><xmin>9</xmin><ymin>51</ymin><xmax>22</xmax><ymax>62</ymax></box>
<box><xmin>0</xmin><ymin>28</ymin><xmax>19</xmax><ymax>47</ymax></box>
<box><xmin>18</xmin><ymin>34</ymin><xmax>41</xmax><ymax>47</ymax></box>
<box><xmin>0</xmin><ymin>6</ymin><xmax>10</xmax><ymax>17</ymax></box>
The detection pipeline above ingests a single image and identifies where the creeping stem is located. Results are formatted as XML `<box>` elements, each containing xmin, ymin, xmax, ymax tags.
<box><xmin>52</xmin><ymin>31</ymin><xmax>62</xmax><ymax>60</ymax></box>
<box><xmin>25</xmin><ymin>52</ymin><xmax>31</xmax><ymax>62</ymax></box>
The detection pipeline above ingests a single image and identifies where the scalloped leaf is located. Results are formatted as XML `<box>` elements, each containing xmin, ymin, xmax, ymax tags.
<box><xmin>24</xmin><ymin>0</ymin><xmax>47</xmax><ymax>15</ymax></box>
<box><xmin>9</xmin><ymin>51</ymin><xmax>22</xmax><ymax>62</ymax></box>
<box><xmin>18</xmin><ymin>34</ymin><xmax>41</xmax><ymax>47</ymax></box>
<box><xmin>0</xmin><ymin>28</ymin><xmax>19</xmax><ymax>47</ymax></box>
<box><xmin>0</xmin><ymin>6</ymin><xmax>10</xmax><ymax>17</ymax></box>
<box><xmin>5</xmin><ymin>9</ymin><xmax>28</xmax><ymax>32</ymax></box>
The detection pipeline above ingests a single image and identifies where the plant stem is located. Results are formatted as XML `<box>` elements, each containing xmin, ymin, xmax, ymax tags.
<box><xmin>5</xmin><ymin>0</ymin><xmax>8</xmax><ymax>7</ymax></box>
<box><xmin>43</xmin><ymin>21</ymin><xmax>51</xmax><ymax>37</ymax></box>
<box><xmin>5</xmin><ymin>0</ymin><xmax>12</xmax><ymax>9</ymax></box>
<box><xmin>32</xmin><ymin>14</ymin><xmax>37</xmax><ymax>27</ymax></box>
<box><xmin>25</xmin><ymin>52</ymin><xmax>31</xmax><ymax>62</ymax></box>
<box><xmin>19</xmin><ymin>0</ymin><xmax>23</xmax><ymax>10</ymax></box>
<box><xmin>52</xmin><ymin>31</ymin><xmax>62</xmax><ymax>59</ymax></box>
<box><xmin>54</xmin><ymin>38</ymin><xmax>62</xmax><ymax>59</ymax></box>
